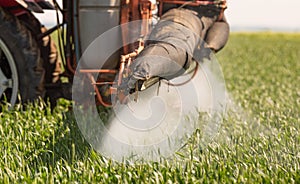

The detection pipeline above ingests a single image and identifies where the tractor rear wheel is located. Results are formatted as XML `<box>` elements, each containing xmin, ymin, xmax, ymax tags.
<box><xmin>0</xmin><ymin>8</ymin><xmax>44</xmax><ymax>106</ymax></box>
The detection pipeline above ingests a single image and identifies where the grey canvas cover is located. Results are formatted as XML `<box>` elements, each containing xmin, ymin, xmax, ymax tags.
<box><xmin>126</xmin><ymin>7</ymin><xmax>229</xmax><ymax>90</ymax></box>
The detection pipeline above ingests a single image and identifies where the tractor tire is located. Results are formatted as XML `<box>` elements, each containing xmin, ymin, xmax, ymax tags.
<box><xmin>17</xmin><ymin>12</ymin><xmax>64</xmax><ymax>108</ymax></box>
<box><xmin>0</xmin><ymin>7</ymin><xmax>44</xmax><ymax>105</ymax></box>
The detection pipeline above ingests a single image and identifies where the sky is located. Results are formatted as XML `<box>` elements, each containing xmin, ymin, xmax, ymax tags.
<box><xmin>226</xmin><ymin>0</ymin><xmax>300</xmax><ymax>31</ymax></box>
<box><xmin>35</xmin><ymin>0</ymin><xmax>300</xmax><ymax>31</ymax></box>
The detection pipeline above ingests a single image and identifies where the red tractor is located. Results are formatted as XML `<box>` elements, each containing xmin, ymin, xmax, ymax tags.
<box><xmin>0</xmin><ymin>0</ymin><xmax>229</xmax><ymax>107</ymax></box>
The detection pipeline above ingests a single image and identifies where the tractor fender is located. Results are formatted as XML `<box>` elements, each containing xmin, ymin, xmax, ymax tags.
<box><xmin>0</xmin><ymin>0</ymin><xmax>54</xmax><ymax>15</ymax></box>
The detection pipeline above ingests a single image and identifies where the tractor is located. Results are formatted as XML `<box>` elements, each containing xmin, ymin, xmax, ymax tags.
<box><xmin>0</xmin><ymin>0</ymin><xmax>229</xmax><ymax>107</ymax></box>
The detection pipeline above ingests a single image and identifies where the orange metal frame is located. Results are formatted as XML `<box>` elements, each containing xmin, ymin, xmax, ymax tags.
<box><xmin>78</xmin><ymin>0</ymin><xmax>152</xmax><ymax>107</ymax></box>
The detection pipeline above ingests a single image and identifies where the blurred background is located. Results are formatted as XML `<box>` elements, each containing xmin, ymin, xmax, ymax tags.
<box><xmin>35</xmin><ymin>0</ymin><xmax>300</xmax><ymax>32</ymax></box>
<box><xmin>227</xmin><ymin>0</ymin><xmax>300</xmax><ymax>32</ymax></box>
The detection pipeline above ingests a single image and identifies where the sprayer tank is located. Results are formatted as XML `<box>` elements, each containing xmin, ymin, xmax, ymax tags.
<box><xmin>78</xmin><ymin>0</ymin><xmax>121</xmax><ymax>68</ymax></box>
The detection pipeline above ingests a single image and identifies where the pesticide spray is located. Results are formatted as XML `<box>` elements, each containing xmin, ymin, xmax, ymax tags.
<box><xmin>72</xmin><ymin>18</ymin><xmax>227</xmax><ymax>162</ymax></box>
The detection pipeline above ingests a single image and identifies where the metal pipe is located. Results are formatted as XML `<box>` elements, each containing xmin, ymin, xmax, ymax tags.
<box><xmin>73</xmin><ymin>0</ymin><xmax>81</xmax><ymax>63</ymax></box>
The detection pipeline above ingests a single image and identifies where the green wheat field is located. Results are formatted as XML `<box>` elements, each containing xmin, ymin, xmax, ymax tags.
<box><xmin>0</xmin><ymin>33</ymin><xmax>299</xmax><ymax>183</ymax></box>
